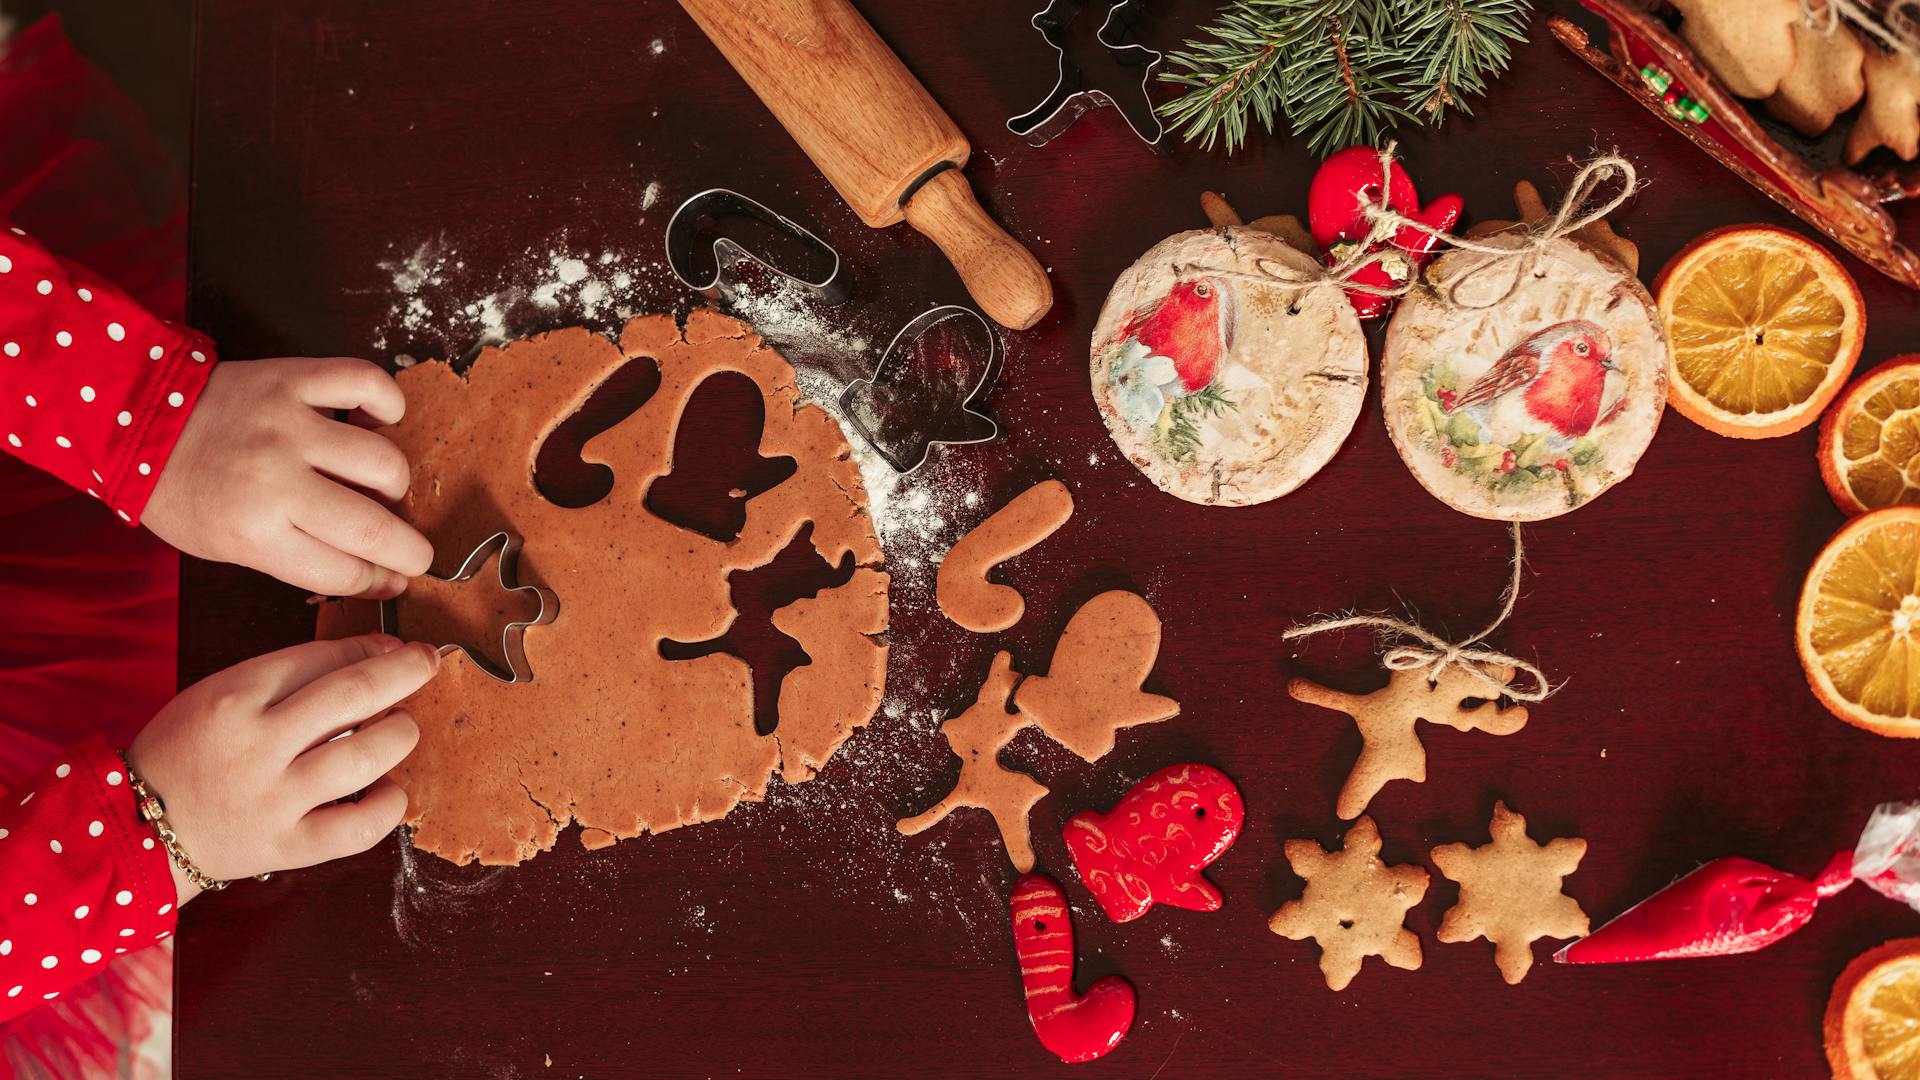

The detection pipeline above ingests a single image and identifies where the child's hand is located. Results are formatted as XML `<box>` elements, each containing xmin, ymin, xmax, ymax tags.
<box><xmin>126</xmin><ymin>633</ymin><xmax>439</xmax><ymax>905</ymax></box>
<box><xmin>144</xmin><ymin>357</ymin><xmax>434</xmax><ymax>598</ymax></box>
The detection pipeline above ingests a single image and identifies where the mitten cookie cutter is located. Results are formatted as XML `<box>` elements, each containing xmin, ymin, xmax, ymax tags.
<box><xmin>839</xmin><ymin>304</ymin><xmax>1002</xmax><ymax>474</ymax></box>
<box><xmin>664</xmin><ymin>188</ymin><xmax>850</xmax><ymax>306</ymax></box>
<box><xmin>1008</xmin><ymin>0</ymin><xmax>1165</xmax><ymax>148</ymax></box>
<box><xmin>379</xmin><ymin>531</ymin><xmax>557</xmax><ymax>684</ymax></box>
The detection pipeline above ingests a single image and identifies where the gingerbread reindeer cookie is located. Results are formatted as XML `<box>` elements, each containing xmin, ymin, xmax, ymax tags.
<box><xmin>1289</xmin><ymin>663</ymin><xmax>1529</xmax><ymax>820</ymax></box>
<box><xmin>897</xmin><ymin>652</ymin><xmax>1048</xmax><ymax>872</ymax></box>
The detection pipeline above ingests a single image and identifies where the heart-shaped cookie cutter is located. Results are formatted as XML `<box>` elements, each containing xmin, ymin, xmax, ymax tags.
<box><xmin>378</xmin><ymin>531</ymin><xmax>557</xmax><ymax>684</ymax></box>
<box><xmin>839</xmin><ymin>304</ymin><xmax>1002</xmax><ymax>474</ymax></box>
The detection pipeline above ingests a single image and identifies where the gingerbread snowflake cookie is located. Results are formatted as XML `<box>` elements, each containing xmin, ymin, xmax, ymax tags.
<box><xmin>1431</xmin><ymin>801</ymin><xmax>1589</xmax><ymax>984</ymax></box>
<box><xmin>1090</xmin><ymin>228</ymin><xmax>1368</xmax><ymax>506</ymax></box>
<box><xmin>1381</xmin><ymin>231</ymin><xmax>1668</xmax><ymax>521</ymax></box>
<box><xmin>1268</xmin><ymin>816</ymin><xmax>1429</xmax><ymax>991</ymax></box>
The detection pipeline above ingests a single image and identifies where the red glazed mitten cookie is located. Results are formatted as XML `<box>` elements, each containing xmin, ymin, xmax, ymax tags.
<box><xmin>1010</xmin><ymin>874</ymin><xmax>1136</xmax><ymax>1064</ymax></box>
<box><xmin>1063</xmin><ymin>763</ymin><xmax>1244</xmax><ymax>922</ymax></box>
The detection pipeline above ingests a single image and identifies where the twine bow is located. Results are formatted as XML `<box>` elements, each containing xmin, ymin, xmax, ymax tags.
<box><xmin>1281</xmin><ymin>522</ymin><xmax>1555</xmax><ymax>703</ymax></box>
<box><xmin>1180</xmin><ymin>142</ymin><xmax>1639</xmax><ymax>311</ymax></box>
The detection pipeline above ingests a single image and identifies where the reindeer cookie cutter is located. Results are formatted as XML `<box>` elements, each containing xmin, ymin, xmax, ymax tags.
<box><xmin>1008</xmin><ymin>0</ymin><xmax>1165</xmax><ymax>148</ymax></box>
<box><xmin>379</xmin><ymin>531</ymin><xmax>557</xmax><ymax>684</ymax></box>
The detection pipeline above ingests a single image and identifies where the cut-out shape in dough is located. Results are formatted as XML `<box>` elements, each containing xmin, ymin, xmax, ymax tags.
<box><xmin>315</xmin><ymin>311</ymin><xmax>887</xmax><ymax>866</ymax></box>
<box><xmin>1010</xmin><ymin>873</ymin><xmax>1136</xmax><ymax>1064</ymax></box>
<box><xmin>936</xmin><ymin>479</ymin><xmax>1074</xmax><ymax>633</ymax></box>
<box><xmin>1288</xmin><ymin>663</ymin><xmax>1528</xmax><ymax>820</ymax></box>
<box><xmin>1013</xmin><ymin>590</ymin><xmax>1179</xmax><ymax>762</ymax></box>
<box><xmin>643</xmin><ymin>371</ymin><xmax>798</xmax><ymax>542</ymax></box>
<box><xmin>1267</xmin><ymin>815</ymin><xmax>1428</xmax><ymax>991</ymax></box>
<box><xmin>896</xmin><ymin>652</ymin><xmax>1047</xmax><ymax>872</ymax></box>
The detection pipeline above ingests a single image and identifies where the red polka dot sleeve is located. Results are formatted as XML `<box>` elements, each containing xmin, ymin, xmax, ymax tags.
<box><xmin>0</xmin><ymin>735</ymin><xmax>177</xmax><ymax>1020</ymax></box>
<box><xmin>0</xmin><ymin>224</ymin><xmax>216</xmax><ymax>526</ymax></box>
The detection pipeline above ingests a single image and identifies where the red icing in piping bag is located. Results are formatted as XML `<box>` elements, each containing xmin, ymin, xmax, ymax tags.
<box><xmin>1010</xmin><ymin>874</ymin><xmax>1135</xmax><ymax>1063</ymax></box>
<box><xmin>1557</xmin><ymin>802</ymin><xmax>1920</xmax><ymax>964</ymax></box>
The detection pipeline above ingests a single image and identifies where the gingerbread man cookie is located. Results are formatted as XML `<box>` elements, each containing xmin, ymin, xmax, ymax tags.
<box><xmin>1268</xmin><ymin>816</ymin><xmax>1429</xmax><ymax>991</ymax></box>
<box><xmin>897</xmin><ymin>652</ymin><xmax>1048</xmax><ymax>872</ymax></box>
<box><xmin>1847</xmin><ymin>44</ymin><xmax>1920</xmax><ymax>163</ymax></box>
<box><xmin>1289</xmin><ymin>663</ymin><xmax>1529</xmax><ymax>820</ymax></box>
<box><xmin>1673</xmin><ymin>0</ymin><xmax>1801</xmax><ymax>99</ymax></box>
<box><xmin>1431</xmin><ymin>801</ymin><xmax>1589</xmax><ymax>984</ymax></box>
<box><xmin>936</xmin><ymin>479</ymin><xmax>1074</xmax><ymax>633</ymax></box>
<box><xmin>1014</xmin><ymin>591</ymin><xmax>1179</xmax><ymax>762</ymax></box>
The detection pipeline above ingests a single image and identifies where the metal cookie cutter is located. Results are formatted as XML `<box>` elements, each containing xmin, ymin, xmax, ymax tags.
<box><xmin>379</xmin><ymin>531</ymin><xmax>557</xmax><ymax>684</ymax></box>
<box><xmin>1008</xmin><ymin>0</ymin><xmax>1165</xmax><ymax>148</ymax></box>
<box><xmin>664</xmin><ymin>188</ymin><xmax>850</xmax><ymax>306</ymax></box>
<box><xmin>840</xmin><ymin>305</ymin><xmax>1002</xmax><ymax>474</ymax></box>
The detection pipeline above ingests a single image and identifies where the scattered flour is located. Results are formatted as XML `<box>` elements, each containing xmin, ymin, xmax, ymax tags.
<box><xmin>641</xmin><ymin>181</ymin><xmax>662</xmax><ymax>211</ymax></box>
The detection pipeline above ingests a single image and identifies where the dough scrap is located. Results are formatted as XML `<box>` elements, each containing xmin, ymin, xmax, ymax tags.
<box><xmin>1267</xmin><ymin>816</ymin><xmax>1429</xmax><ymax>991</ymax></box>
<box><xmin>1289</xmin><ymin>664</ymin><xmax>1529</xmax><ymax>820</ymax></box>
<box><xmin>896</xmin><ymin>652</ymin><xmax>1048</xmax><ymax>872</ymax></box>
<box><xmin>936</xmin><ymin>479</ymin><xmax>1074</xmax><ymax>633</ymax></box>
<box><xmin>1431</xmin><ymin>801</ymin><xmax>1589</xmax><ymax>984</ymax></box>
<box><xmin>317</xmin><ymin>310</ymin><xmax>887</xmax><ymax>865</ymax></box>
<box><xmin>1013</xmin><ymin>591</ymin><xmax>1179</xmax><ymax>762</ymax></box>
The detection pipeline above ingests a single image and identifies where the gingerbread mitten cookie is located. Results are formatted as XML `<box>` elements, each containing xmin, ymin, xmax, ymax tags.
<box><xmin>1431</xmin><ymin>801</ymin><xmax>1589</xmax><ymax>984</ymax></box>
<box><xmin>1268</xmin><ymin>816</ymin><xmax>1429</xmax><ymax>991</ymax></box>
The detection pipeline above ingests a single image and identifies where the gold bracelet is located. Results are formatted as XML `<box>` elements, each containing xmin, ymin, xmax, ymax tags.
<box><xmin>118</xmin><ymin>751</ymin><xmax>231</xmax><ymax>893</ymax></box>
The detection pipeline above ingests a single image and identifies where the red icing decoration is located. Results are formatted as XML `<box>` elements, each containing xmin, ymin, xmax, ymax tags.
<box><xmin>1306</xmin><ymin>146</ymin><xmax>1463</xmax><ymax>320</ymax></box>
<box><xmin>1009</xmin><ymin>874</ymin><xmax>1136</xmax><ymax>1064</ymax></box>
<box><xmin>1062</xmin><ymin>763</ymin><xmax>1244</xmax><ymax>923</ymax></box>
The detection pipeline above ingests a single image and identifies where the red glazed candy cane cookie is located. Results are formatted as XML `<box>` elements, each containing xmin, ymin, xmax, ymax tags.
<box><xmin>1063</xmin><ymin>763</ymin><xmax>1245</xmax><ymax>923</ymax></box>
<box><xmin>1010</xmin><ymin>874</ymin><xmax>1136</xmax><ymax>1064</ymax></box>
<box><xmin>936</xmin><ymin>479</ymin><xmax>1074</xmax><ymax>633</ymax></box>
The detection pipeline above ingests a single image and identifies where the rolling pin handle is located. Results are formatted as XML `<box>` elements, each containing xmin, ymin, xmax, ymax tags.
<box><xmin>901</xmin><ymin>168</ymin><xmax>1054</xmax><ymax>331</ymax></box>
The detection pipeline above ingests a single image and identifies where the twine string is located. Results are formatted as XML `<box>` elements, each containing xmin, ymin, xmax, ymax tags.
<box><xmin>1177</xmin><ymin>142</ymin><xmax>1638</xmax><ymax>310</ymax></box>
<box><xmin>1804</xmin><ymin>0</ymin><xmax>1920</xmax><ymax>60</ymax></box>
<box><xmin>1281</xmin><ymin>522</ymin><xmax>1555</xmax><ymax>703</ymax></box>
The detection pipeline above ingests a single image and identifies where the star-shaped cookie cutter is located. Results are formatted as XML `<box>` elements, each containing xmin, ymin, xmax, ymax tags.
<box><xmin>1007</xmin><ymin>0</ymin><xmax>1165</xmax><ymax>148</ymax></box>
<box><xmin>839</xmin><ymin>305</ymin><xmax>1003</xmax><ymax>474</ymax></box>
<box><xmin>378</xmin><ymin>531</ymin><xmax>558</xmax><ymax>684</ymax></box>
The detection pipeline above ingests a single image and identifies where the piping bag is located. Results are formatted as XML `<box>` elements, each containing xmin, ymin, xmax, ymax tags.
<box><xmin>1557</xmin><ymin>801</ymin><xmax>1920</xmax><ymax>964</ymax></box>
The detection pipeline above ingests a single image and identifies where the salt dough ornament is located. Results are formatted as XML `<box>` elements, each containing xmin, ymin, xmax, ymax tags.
<box><xmin>1431</xmin><ymin>801</ymin><xmax>1589</xmax><ymax>984</ymax></box>
<box><xmin>1847</xmin><ymin>43</ymin><xmax>1920</xmax><ymax>164</ymax></box>
<box><xmin>896</xmin><ymin>652</ymin><xmax>1049</xmax><ymax>872</ymax></box>
<box><xmin>316</xmin><ymin>310</ymin><xmax>888</xmax><ymax>866</ymax></box>
<box><xmin>936</xmin><ymin>479</ymin><xmax>1074</xmax><ymax>633</ymax></box>
<box><xmin>1013</xmin><ymin>590</ymin><xmax>1180</xmax><ymax>761</ymax></box>
<box><xmin>1766</xmin><ymin>13</ymin><xmax>1867</xmax><ymax>136</ymax></box>
<box><xmin>1062</xmin><ymin>763</ymin><xmax>1244</xmax><ymax>923</ymax></box>
<box><xmin>1672</xmin><ymin>0</ymin><xmax>1801</xmax><ymax>99</ymax></box>
<box><xmin>1289</xmin><ymin>663</ymin><xmax>1529</xmax><ymax>820</ymax></box>
<box><xmin>1381</xmin><ymin>230</ymin><xmax>1668</xmax><ymax>521</ymax></box>
<box><xmin>1010</xmin><ymin>874</ymin><xmax>1136</xmax><ymax>1064</ymax></box>
<box><xmin>1089</xmin><ymin>227</ymin><xmax>1368</xmax><ymax>506</ymax></box>
<box><xmin>1268</xmin><ymin>816</ymin><xmax>1429</xmax><ymax>991</ymax></box>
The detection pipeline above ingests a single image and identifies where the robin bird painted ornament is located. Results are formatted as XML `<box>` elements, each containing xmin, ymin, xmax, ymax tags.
<box><xmin>1443</xmin><ymin>320</ymin><xmax>1620</xmax><ymax>446</ymax></box>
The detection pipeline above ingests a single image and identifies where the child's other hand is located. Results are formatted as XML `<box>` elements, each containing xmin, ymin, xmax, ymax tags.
<box><xmin>126</xmin><ymin>634</ymin><xmax>439</xmax><ymax>905</ymax></box>
<box><xmin>144</xmin><ymin>358</ymin><xmax>434</xmax><ymax>599</ymax></box>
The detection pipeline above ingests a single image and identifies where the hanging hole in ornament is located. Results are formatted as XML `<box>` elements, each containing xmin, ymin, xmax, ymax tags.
<box><xmin>1033</xmin><ymin>920</ymin><xmax>1047</xmax><ymax>932</ymax></box>
<box><xmin>1338</xmin><ymin>919</ymin><xmax>1354</xmax><ymax>930</ymax></box>
<box><xmin>1195</xmin><ymin>807</ymin><xmax>1207</xmax><ymax>818</ymax></box>
<box><xmin>1532</xmin><ymin>270</ymin><xmax>1547</xmax><ymax>280</ymax></box>
<box><xmin>1286</xmin><ymin>303</ymin><xmax>1301</xmax><ymax>316</ymax></box>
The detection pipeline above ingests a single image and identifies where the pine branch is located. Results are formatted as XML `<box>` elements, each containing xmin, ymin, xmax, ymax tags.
<box><xmin>1158</xmin><ymin>0</ymin><xmax>1532</xmax><ymax>155</ymax></box>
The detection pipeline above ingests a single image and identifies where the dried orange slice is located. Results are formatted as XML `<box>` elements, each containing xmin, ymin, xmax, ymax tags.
<box><xmin>1797</xmin><ymin>507</ymin><xmax>1920</xmax><ymax>737</ymax></box>
<box><xmin>1655</xmin><ymin>224</ymin><xmax>1863</xmax><ymax>439</ymax></box>
<box><xmin>1822</xmin><ymin>356</ymin><xmax>1920</xmax><ymax>515</ymax></box>
<box><xmin>1826</xmin><ymin>938</ymin><xmax>1920</xmax><ymax>1079</ymax></box>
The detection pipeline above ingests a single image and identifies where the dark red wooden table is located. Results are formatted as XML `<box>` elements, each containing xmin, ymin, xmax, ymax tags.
<box><xmin>181</xmin><ymin>2</ymin><xmax>1920</xmax><ymax>1075</ymax></box>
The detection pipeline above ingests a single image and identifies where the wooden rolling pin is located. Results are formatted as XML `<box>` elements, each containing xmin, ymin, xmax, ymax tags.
<box><xmin>676</xmin><ymin>0</ymin><xmax>1053</xmax><ymax>330</ymax></box>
